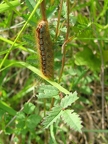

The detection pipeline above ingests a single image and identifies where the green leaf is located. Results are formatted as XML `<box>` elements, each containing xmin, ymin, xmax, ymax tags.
<box><xmin>16</xmin><ymin>119</ymin><xmax>25</xmax><ymax>129</ymax></box>
<box><xmin>0</xmin><ymin>36</ymin><xmax>35</xmax><ymax>54</ymax></box>
<box><xmin>0</xmin><ymin>109</ymin><xmax>6</xmax><ymax>120</ymax></box>
<box><xmin>103</xmin><ymin>50</ymin><xmax>108</xmax><ymax>62</ymax></box>
<box><xmin>77</xmin><ymin>14</ymin><xmax>88</xmax><ymax>24</ymax></box>
<box><xmin>16</xmin><ymin>112</ymin><xmax>25</xmax><ymax>120</ymax></box>
<box><xmin>50</xmin><ymin>125</ymin><xmax>58</xmax><ymax>144</ymax></box>
<box><xmin>0</xmin><ymin>0</ymin><xmax>20</xmax><ymax>13</ymax></box>
<box><xmin>60</xmin><ymin>92</ymin><xmax>78</xmax><ymax>109</ymax></box>
<box><xmin>75</xmin><ymin>48</ymin><xmax>100</xmax><ymax>71</ymax></box>
<box><xmin>0</xmin><ymin>101</ymin><xmax>16</xmax><ymax>116</ymax></box>
<box><xmin>26</xmin><ymin>114</ymin><xmax>41</xmax><ymax>129</ymax></box>
<box><xmin>61</xmin><ymin>110</ymin><xmax>82</xmax><ymax>132</ymax></box>
<box><xmin>25</xmin><ymin>0</ymin><xmax>36</xmax><ymax>13</ymax></box>
<box><xmin>37</xmin><ymin>85</ymin><xmax>59</xmax><ymax>99</ymax></box>
<box><xmin>43</xmin><ymin>106</ymin><xmax>62</xmax><ymax>128</ymax></box>
<box><xmin>23</xmin><ymin>103</ymin><xmax>35</xmax><ymax>114</ymax></box>
<box><xmin>5</xmin><ymin>127</ymin><xmax>14</xmax><ymax>135</ymax></box>
<box><xmin>1</xmin><ymin>61</ymin><xmax>70</xmax><ymax>94</ymax></box>
<box><xmin>16</xmin><ymin>112</ymin><xmax>26</xmax><ymax>133</ymax></box>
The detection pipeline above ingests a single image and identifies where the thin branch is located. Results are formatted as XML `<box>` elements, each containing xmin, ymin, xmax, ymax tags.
<box><xmin>56</xmin><ymin>0</ymin><xmax>63</xmax><ymax>38</ymax></box>
<box><xmin>92</xmin><ymin>24</ymin><xmax>105</xmax><ymax>130</ymax></box>
<box><xmin>65</xmin><ymin>0</ymin><xmax>69</xmax><ymax>40</ymax></box>
<box><xmin>58</xmin><ymin>0</ymin><xmax>70</xmax><ymax>83</ymax></box>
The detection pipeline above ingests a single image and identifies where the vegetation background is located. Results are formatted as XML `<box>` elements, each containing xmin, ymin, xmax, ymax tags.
<box><xmin>0</xmin><ymin>0</ymin><xmax>108</xmax><ymax>143</ymax></box>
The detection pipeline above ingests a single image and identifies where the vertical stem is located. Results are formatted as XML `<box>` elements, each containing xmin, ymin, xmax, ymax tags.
<box><xmin>40</xmin><ymin>0</ymin><xmax>47</xmax><ymax>21</ymax></box>
<box><xmin>56</xmin><ymin>0</ymin><xmax>63</xmax><ymax>38</ymax></box>
<box><xmin>101</xmin><ymin>61</ymin><xmax>105</xmax><ymax>130</ymax></box>
<box><xmin>90</xmin><ymin>1</ymin><xmax>105</xmax><ymax>132</ymax></box>
<box><xmin>92</xmin><ymin>26</ymin><xmax>105</xmax><ymax>131</ymax></box>
<box><xmin>66</xmin><ymin>0</ymin><xmax>69</xmax><ymax>40</ymax></box>
<box><xmin>58</xmin><ymin>0</ymin><xmax>70</xmax><ymax>83</ymax></box>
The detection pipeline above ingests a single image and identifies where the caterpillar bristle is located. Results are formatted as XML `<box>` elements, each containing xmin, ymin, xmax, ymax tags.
<box><xmin>36</xmin><ymin>21</ymin><xmax>54</xmax><ymax>79</ymax></box>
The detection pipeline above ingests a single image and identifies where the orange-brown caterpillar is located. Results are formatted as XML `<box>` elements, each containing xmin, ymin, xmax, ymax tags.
<box><xmin>36</xmin><ymin>21</ymin><xmax>54</xmax><ymax>79</ymax></box>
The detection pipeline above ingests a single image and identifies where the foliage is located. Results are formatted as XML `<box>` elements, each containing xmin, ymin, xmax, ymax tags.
<box><xmin>42</xmin><ymin>92</ymin><xmax>82</xmax><ymax>132</ymax></box>
<box><xmin>0</xmin><ymin>0</ymin><xmax>108</xmax><ymax>143</ymax></box>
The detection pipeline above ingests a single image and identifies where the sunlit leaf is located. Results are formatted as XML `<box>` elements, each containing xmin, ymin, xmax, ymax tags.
<box><xmin>60</xmin><ymin>92</ymin><xmax>78</xmax><ymax>109</ymax></box>
<box><xmin>61</xmin><ymin>110</ymin><xmax>82</xmax><ymax>132</ymax></box>
<box><xmin>37</xmin><ymin>85</ymin><xmax>59</xmax><ymax>99</ymax></box>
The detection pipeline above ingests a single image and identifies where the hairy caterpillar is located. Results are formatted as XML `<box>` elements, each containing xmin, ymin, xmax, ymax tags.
<box><xmin>36</xmin><ymin>21</ymin><xmax>54</xmax><ymax>79</ymax></box>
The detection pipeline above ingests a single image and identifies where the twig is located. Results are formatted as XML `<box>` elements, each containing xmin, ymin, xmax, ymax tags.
<box><xmin>55</xmin><ymin>0</ymin><xmax>63</xmax><ymax>38</ymax></box>
<box><xmin>58</xmin><ymin>0</ymin><xmax>70</xmax><ymax>83</ymax></box>
<box><xmin>92</xmin><ymin>24</ymin><xmax>105</xmax><ymax>130</ymax></box>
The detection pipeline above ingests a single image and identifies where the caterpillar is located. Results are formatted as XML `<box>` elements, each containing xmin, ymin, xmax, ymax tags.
<box><xmin>36</xmin><ymin>21</ymin><xmax>54</xmax><ymax>79</ymax></box>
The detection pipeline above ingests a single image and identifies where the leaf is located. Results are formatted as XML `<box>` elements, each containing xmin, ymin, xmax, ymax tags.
<box><xmin>61</xmin><ymin>110</ymin><xmax>82</xmax><ymax>132</ymax></box>
<box><xmin>0</xmin><ymin>109</ymin><xmax>6</xmax><ymax>120</ymax></box>
<box><xmin>103</xmin><ymin>50</ymin><xmax>108</xmax><ymax>62</ymax></box>
<box><xmin>25</xmin><ymin>0</ymin><xmax>36</xmax><ymax>12</ymax></box>
<box><xmin>0</xmin><ymin>36</ymin><xmax>35</xmax><ymax>53</ymax></box>
<box><xmin>23</xmin><ymin>103</ymin><xmax>35</xmax><ymax>114</ymax></box>
<box><xmin>26</xmin><ymin>114</ymin><xmax>41</xmax><ymax>129</ymax></box>
<box><xmin>0</xmin><ymin>101</ymin><xmax>16</xmax><ymax>116</ymax></box>
<box><xmin>42</xmin><ymin>106</ymin><xmax>62</xmax><ymax>128</ymax></box>
<box><xmin>16</xmin><ymin>112</ymin><xmax>25</xmax><ymax>120</ymax></box>
<box><xmin>60</xmin><ymin>92</ymin><xmax>78</xmax><ymax>109</ymax></box>
<box><xmin>1</xmin><ymin>61</ymin><xmax>70</xmax><ymax>94</ymax></box>
<box><xmin>50</xmin><ymin>125</ymin><xmax>58</xmax><ymax>144</ymax></box>
<box><xmin>37</xmin><ymin>85</ymin><xmax>59</xmax><ymax>99</ymax></box>
<box><xmin>16</xmin><ymin>112</ymin><xmax>26</xmax><ymax>130</ymax></box>
<box><xmin>0</xmin><ymin>0</ymin><xmax>20</xmax><ymax>13</ymax></box>
<box><xmin>75</xmin><ymin>48</ymin><xmax>100</xmax><ymax>71</ymax></box>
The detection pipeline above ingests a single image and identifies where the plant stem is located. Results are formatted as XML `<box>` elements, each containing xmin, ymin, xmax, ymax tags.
<box><xmin>55</xmin><ymin>0</ymin><xmax>63</xmax><ymax>38</ymax></box>
<box><xmin>58</xmin><ymin>0</ymin><xmax>70</xmax><ymax>83</ymax></box>
<box><xmin>40</xmin><ymin>0</ymin><xmax>47</xmax><ymax>21</ymax></box>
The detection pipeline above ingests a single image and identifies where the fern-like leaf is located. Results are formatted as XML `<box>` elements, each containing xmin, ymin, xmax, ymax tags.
<box><xmin>37</xmin><ymin>85</ymin><xmax>59</xmax><ymax>99</ymax></box>
<box><xmin>60</xmin><ymin>92</ymin><xmax>78</xmax><ymax>109</ymax></box>
<box><xmin>42</xmin><ymin>106</ymin><xmax>62</xmax><ymax>128</ymax></box>
<box><xmin>61</xmin><ymin>110</ymin><xmax>82</xmax><ymax>132</ymax></box>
